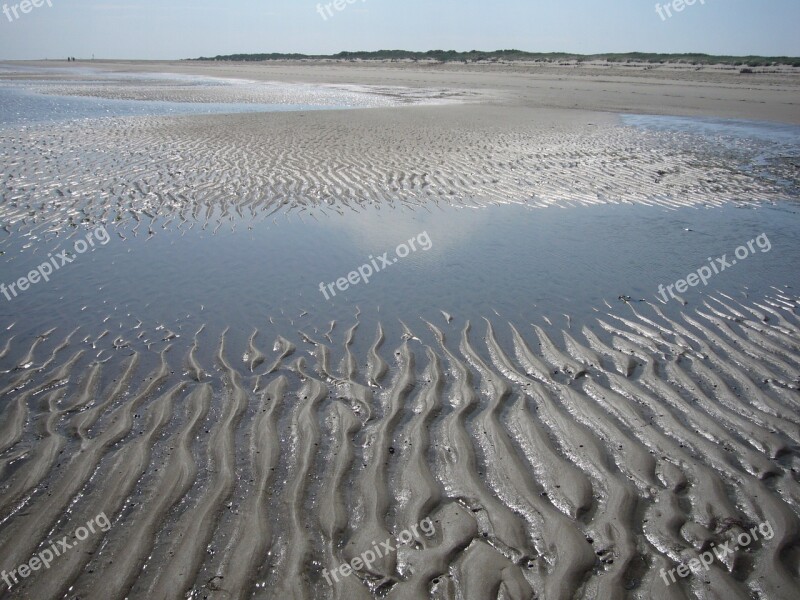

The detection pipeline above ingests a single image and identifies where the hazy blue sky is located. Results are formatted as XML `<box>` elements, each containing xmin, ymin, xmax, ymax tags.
<box><xmin>0</xmin><ymin>0</ymin><xmax>798</xmax><ymax>60</ymax></box>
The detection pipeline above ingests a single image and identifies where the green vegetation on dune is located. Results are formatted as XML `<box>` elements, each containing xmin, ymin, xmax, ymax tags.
<box><xmin>191</xmin><ymin>50</ymin><xmax>800</xmax><ymax>67</ymax></box>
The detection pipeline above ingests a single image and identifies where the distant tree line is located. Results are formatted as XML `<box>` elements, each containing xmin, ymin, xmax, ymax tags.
<box><xmin>190</xmin><ymin>50</ymin><xmax>800</xmax><ymax>67</ymax></box>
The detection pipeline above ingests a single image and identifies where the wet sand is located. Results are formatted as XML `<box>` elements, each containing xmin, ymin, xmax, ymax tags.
<box><xmin>0</xmin><ymin>291</ymin><xmax>798</xmax><ymax>599</ymax></box>
<box><xmin>0</xmin><ymin>61</ymin><xmax>799</xmax><ymax>599</ymax></box>
<box><xmin>10</xmin><ymin>58</ymin><xmax>800</xmax><ymax>123</ymax></box>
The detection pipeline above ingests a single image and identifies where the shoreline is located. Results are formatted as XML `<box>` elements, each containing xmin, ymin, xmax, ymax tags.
<box><xmin>3</xmin><ymin>58</ymin><xmax>800</xmax><ymax>124</ymax></box>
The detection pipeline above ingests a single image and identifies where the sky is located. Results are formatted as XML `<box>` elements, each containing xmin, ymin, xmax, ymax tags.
<box><xmin>0</xmin><ymin>0</ymin><xmax>798</xmax><ymax>61</ymax></box>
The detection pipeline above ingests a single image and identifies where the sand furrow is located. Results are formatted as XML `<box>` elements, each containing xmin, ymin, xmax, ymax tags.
<box><xmin>16</xmin><ymin>382</ymin><xmax>187</xmax><ymax>599</ymax></box>
<box><xmin>273</xmin><ymin>363</ymin><xmax>327</xmax><ymax>599</ymax></box>
<box><xmin>71</xmin><ymin>383</ymin><xmax>211</xmax><ymax>599</ymax></box>
<box><xmin>485</xmin><ymin>321</ymin><xmax>595</xmax><ymax>517</ymax></box>
<box><xmin>0</xmin><ymin>349</ymin><xmax>172</xmax><ymax>590</ymax></box>
<box><xmin>460</xmin><ymin>321</ymin><xmax>596</xmax><ymax>599</ymax></box>
<box><xmin>396</xmin><ymin>346</ymin><xmax>444</xmax><ymax>527</ymax></box>
<box><xmin>319</xmin><ymin>402</ymin><xmax>373</xmax><ymax>600</ymax></box>
<box><xmin>367</xmin><ymin>323</ymin><xmax>388</xmax><ymax>387</ymax></box>
<box><xmin>425</xmin><ymin>320</ymin><xmax>533</xmax><ymax>557</ymax></box>
<box><xmin>0</xmin><ymin>290</ymin><xmax>797</xmax><ymax>598</ymax></box>
<box><xmin>207</xmin><ymin>376</ymin><xmax>286</xmax><ymax>599</ymax></box>
<box><xmin>0</xmin><ymin>389</ymin><xmax>66</xmax><ymax>518</ymax></box>
<box><xmin>147</xmin><ymin>333</ymin><xmax>248</xmax><ymax>598</ymax></box>
<box><xmin>344</xmin><ymin>342</ymin><xmax>415</xmax><ymax>586</ymax></box>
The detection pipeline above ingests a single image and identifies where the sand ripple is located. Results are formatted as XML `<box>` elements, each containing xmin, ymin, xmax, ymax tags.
<box><xmin>0</xmin><ymin>291</ymin><xmax>798</xmax><ymax>598</ymax></box>
<box><xmin>2</xmin><ymin>106</ymin><xmax>798</xmax><ymax>249</ymax></box>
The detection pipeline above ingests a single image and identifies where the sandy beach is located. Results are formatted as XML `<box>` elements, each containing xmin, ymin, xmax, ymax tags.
<box><xmin>0</xmin><ymin>60</ymin><xmax>798</xmax><ymax>599</ymax></box>
<box><xmin>10</xmin><ymin>58</ymin><xmax>800</xmax><ymax>123</ymax></box>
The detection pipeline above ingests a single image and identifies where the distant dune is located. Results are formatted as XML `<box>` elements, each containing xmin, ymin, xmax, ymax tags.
<box><xmin>191</xmin><ymin>49</ymin><xmax>800</xmax><ymax>67</ymax></box>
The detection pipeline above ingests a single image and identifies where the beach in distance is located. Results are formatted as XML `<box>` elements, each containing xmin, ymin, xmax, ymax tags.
<box><xmin>0</xmin><ymin>36</ymin><xmax>799</xmax><ymax>600</ymax></box>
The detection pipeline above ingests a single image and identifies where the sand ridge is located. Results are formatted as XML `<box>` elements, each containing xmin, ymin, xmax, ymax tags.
<box><xmin>1</xmin><ymin>104</ymin><xmax>798</xmax><ymax>254</ymax></box>
<box><xmin>0</xmin><ymin>291</ymin><xmax>797</xmax><ymax>597</ymax></box>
